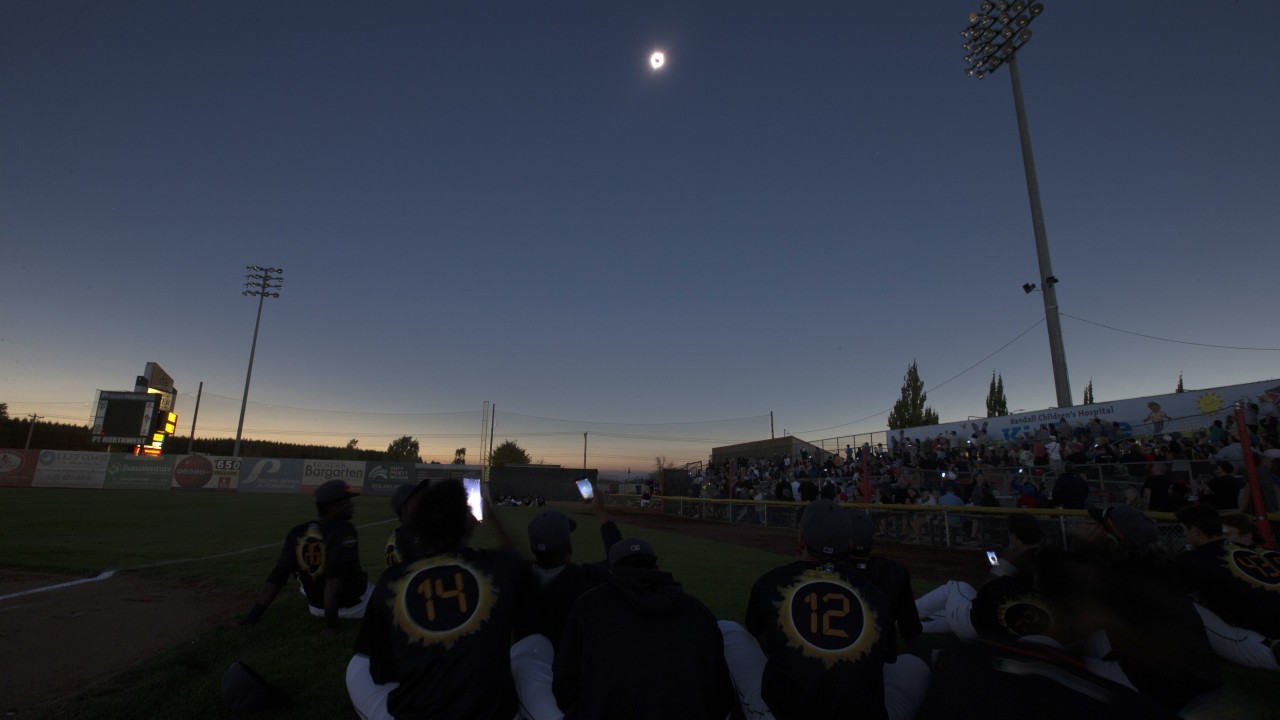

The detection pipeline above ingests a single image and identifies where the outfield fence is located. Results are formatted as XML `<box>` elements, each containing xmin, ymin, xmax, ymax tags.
<box><xmin>605</xmin><ymin>494</ymin><xmax>1280</xmax><ymax>555</ymax></box>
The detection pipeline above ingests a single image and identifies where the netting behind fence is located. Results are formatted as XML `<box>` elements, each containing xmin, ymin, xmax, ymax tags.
<box><xmin>607</xmin><ymin>495</ymin><xmax>1280</xmax><ymax>556</ymax></box>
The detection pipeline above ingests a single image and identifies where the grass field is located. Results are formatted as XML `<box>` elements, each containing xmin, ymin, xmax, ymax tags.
<box><xmin>0</xmin><ymin>488</ymin><xmax>795</xmax><ymax>719</ymax></box>
<box><xmin>1</xmin><ymin>488</ymin><xmax>1275</xmax><ymax>719</ymax></box>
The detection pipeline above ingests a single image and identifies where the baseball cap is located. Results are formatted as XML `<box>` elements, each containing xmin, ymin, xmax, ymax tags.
<box><xmin>528</xmin><ymin>510</ymin><xmax>577</xmax><ymax>553</ymax></box>
<box><xmin>390</xmin><ymin>481</ymin><xmax>427</xmax><ymax>516</ymax></box>
<box><xmin>800</xmin><ymin>499</ymin><xmax>853</xmax><ymax>556</ymax></box>
<box><xmin>1088</xmin><ymin>505</ymin><xmax>1159</xmax><ymax>547</ymax></box>
<box><xmin>220</xmin><ymin>661</ymin><xmax>290</xmax><ymax>712</ymax></box>
<box><xmin>315</xmin><ymin>479</ymin><xmax>360</xmax><ymax>505</ymax></box>
<box><xmin>848</xmin><ymin>510</ymin><xmax>875</xmax><ymax>554</ymax></box>
<box><xmin>608</xmin><ymin>537</ymin><xmax>656</xmax><ymax>565</ymax></box>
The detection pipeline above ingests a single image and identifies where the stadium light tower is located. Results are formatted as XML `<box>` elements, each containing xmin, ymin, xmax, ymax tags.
<box><xmin>962</xmin><ymin>1</ymin><xmax>1072</xmax><ymax>408</ymax></box>
<box><xmin>234</xmin><ymin>266</ymin><xmax>284</xmax><ymax>457</ymax></box>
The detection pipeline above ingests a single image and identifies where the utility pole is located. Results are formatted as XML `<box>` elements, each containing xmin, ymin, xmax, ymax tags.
<box><xmin>25</xmin><ymin>414</ymin><xmax>43</xmax><ymax>449</ymax></box>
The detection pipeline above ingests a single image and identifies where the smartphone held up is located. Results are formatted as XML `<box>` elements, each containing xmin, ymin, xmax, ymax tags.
<box><xmin>463</xmin><ymin>478</ymin><xmax>484</xmax><ymax>522</ymax></box>
<box><xmin>575</xmin><ymin>478</ymin><xmax>594</xmax><ymax>501</ymax></box>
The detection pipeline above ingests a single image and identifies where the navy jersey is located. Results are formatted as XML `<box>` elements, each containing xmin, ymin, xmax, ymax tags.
<box><xmin>266</xmin><ymin>519</ymin><xmax>367</xmax><ymax>608</ymax></box>
<box><xmin>1175</xmin><ymin>539</ymin><xmax>1280</xmax><ymax>638</ymax></box>
<box><xmin>354</xmin><ymin>547</ymin><xmax>533</xmax><ymax>720</ymax></box>
<box><xmin>970</xmin><ymin>575</ymin><xmax>1055</xmax><ymax>641</ymax></box>
<box><xmin>746</xmin><ymin>560</ymin><xmax>894</xmax><ymax>720</ymax></box>
<box><xmin>384</xmin><ymin>524</ymin><xmax>422</xmax><ymax>568</ymax></box>
<box><xmin>845</xmin><ymin>554</ymin><xmax>922</xmax><ymax>655</ymax></box>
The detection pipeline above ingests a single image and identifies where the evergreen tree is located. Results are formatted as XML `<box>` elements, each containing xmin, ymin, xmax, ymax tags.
<box><xmin>1176</xmin><ymin>373</ymin><xmax>1185</xmax><ymax>393</ymax></box>
<box><xmin>986</xmin><ymin>371</ymin><xmax>1009</xmax><ymax>416</ymax></box>
<box><xmin>1083</xmin><ymin>379</ymin><xmax>1094</xmax><ymax>405</ymax></box>
<box><xmin>888</xmin><ymin>361</ymin><xmax>940</xmax><ymax>429</ymax></box>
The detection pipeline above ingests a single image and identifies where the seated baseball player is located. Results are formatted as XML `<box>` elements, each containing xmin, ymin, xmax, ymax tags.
<box><xmin>384</xmin><ymin>480</ymin><xmax>427</xmax><ymax>568</ymax></box>
<box><xmin>719</xmin><ymin>499</ymin><xmax>905</xmax><ymax>720</ymax></box>
<box><xmin>510</xmin><ymin>489</ymin><xmax>621</xmax><ymax>720</ymax></box>
<box><xmin>1173</xmin><ymin>503</ymin><xmax>1280</xmax><ymax>671</ymax></box>
<box><xmin>551</xmin><ymin>537</ymin><xmax>739</xmax><ymax>720</ymax></box>
<box><xmin>240</xmin><ymin>478</ymin><xmax>372</xmax><ymax>633</ymax></box>
<box><xmin>1037</xmin><ymin>505</ymin><xmax>1222</xmax><ymax>714</ymax></box>
<box><xmin>346</xmin><ymin>478</ymin><xmax>536</xmax><ymax>720</ymax></box>
<box><xmin>1220</xmin><ymin>511</ymin><xmax>1262</xmax><ymax>549</ymax></box>
<box><xmin>914</xmin><ymin>513</ymin><xmax>1042</xmax><ymax>640</ymax></box>
<box><xmin>922</xmin><ymin>628</ymin><xmax>1181</xmax><ymax>720</ymax></box>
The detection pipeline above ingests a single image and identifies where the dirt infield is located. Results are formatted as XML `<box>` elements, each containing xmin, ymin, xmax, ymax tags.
<box><xmin>0</xmin><ymin>569</ymin><xmax>242</xmax><ymax>718</ymax></box>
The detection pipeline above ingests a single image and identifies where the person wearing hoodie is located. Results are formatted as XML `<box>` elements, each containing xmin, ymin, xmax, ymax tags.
<box><xmin>551</xmin><ymin>537</ymin><xmax>740</xmax><ymax>720</ymax></box>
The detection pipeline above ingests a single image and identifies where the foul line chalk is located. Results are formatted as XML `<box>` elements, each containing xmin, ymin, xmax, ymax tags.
<box><xmin>127</xmin><ymin>518</ymin><xmax>396</xmax><ymax>571</ymax></box>
<box><xmin>0</xmin><ymin>518</ymin><xmax>398</xmax><ymax>597</ymax></box>
<box><xmin>0</xmin><ymin>569</ymin><xmax>117</xmax><ymax>602</ymax></box>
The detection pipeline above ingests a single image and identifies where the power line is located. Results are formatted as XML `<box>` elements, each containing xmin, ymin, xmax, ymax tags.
<box><xmin>793</xmin><ymin>318</ymin><xmax>1045</xmax><ymax>436</ymax></box>
<box><xmin>1060</xmin><ymin>312</ymin><xmax>1280</xmax><ymax>351</ymax></box>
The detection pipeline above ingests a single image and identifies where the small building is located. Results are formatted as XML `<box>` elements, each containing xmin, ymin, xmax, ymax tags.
<box><xmin>709</xmin><ymin>436</ymin><xmax>832</xmax><ymax>468</ymax></box>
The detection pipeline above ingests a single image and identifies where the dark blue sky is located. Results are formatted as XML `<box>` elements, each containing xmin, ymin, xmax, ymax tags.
<box><xmin>3</xmin><ymin>2</ymin><xmax>1278</xmax><ymax>470</ymax></box>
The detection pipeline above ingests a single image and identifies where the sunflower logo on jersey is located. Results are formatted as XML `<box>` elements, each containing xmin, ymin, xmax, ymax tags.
<box><xmin>389</xmin><ymin>554</ymin><xmax>499</xmax><ymax>650</ymax></box>
<box><xmin>775</xmin><ymin>568</ymin><xmax>880</xmax><ymax>669</ymax></box>
<box><xmin>1224</xmin><ymin>547</ymin><xmax>1280</xmax><ymax>591</ymax></box>
<box><xmin>994</xmin><ymin>596</ymin><xmax>1055</xmax><ymax>637</ymax></box>
<box><xmin>294</xmin><ymin>523</ymin><xmax>326</xmax><ymax>580</ymax></box>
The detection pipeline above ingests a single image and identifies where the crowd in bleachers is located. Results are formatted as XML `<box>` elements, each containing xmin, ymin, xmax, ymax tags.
<box><xmin>698</xmin><ymin>406</ymin><xmax>1280</xmax><ymax>519</ymax></box>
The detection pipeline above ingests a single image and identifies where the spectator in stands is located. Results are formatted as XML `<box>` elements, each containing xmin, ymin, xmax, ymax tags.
<box><xmin>1203</xmin><ymin>461</ymin><xmax>1241</xmax><ymax>511</ymax></box>
<box><xmin>1142</xmin><ymin>462</ymin><xmax>1175</xmax><ymax>512</ymax></box>
<box><xmin>1259</xmin><ymin>395</ymin><xmax>1279</xmax><ymax>444</ymax></box>
<box><xmin>1050</xmin><ymin>461</ymin><xmax>1089</xmax><ymax>509</ymax></box>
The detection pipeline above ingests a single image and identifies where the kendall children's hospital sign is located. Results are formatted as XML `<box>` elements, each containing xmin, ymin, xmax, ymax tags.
<box><xmin>896</xmin><ymin>379</ymin><xmax>1279</xmax><ymax>445</ymax></box>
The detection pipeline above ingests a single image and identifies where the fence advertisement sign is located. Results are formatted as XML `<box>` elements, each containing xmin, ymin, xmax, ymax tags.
<box><xmin>32</xmin><ymin>450</ymin><xmax>110</xmax><ymax>488</ymax></box>
<box><xmin>302</xmin><ymin>459</ymin><xmax>365</xmax><ymax>494</ymax></box>
<box><xmin>364</xmin><ymin>462</ymin><xmax>416</xmax><ymax>497</ymax></box>
<box><xmin>0</xmin><ymin>449</ymin><xmax>37</xmax><ymax>488</ymax></box>
<box><xmin>105</xmin><ymin>454</ymin><xmax>177</xmax><ymax>490</ymax></box>
<box><xmin>237</xmin><ymin>457</ymin><xmax>304</xmax><ymax>493</ymax></box>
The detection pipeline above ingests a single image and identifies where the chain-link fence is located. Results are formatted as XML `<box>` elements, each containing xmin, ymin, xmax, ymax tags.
<box><xmin>606</xmin><ymin>493</ymin><xmax>1280</xmax><ymax>555</ymax></box>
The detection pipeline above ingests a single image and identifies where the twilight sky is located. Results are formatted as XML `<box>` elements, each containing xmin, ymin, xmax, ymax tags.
<box><xmin>2</xmin><ymin>1</ymin><xmax>1278</xmax><ymax>474</ymax></box>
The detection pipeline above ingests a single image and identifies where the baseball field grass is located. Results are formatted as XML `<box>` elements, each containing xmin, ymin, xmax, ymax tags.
<box><xmin>1</xmin><ymin>488</ymin><xmax>1275</xmax><ymax>719</ymax></box>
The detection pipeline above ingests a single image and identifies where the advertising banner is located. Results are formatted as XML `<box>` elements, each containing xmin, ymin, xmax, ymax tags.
<box><xmin>894</xmin><ymin>378</ymin><xmax>1280</xmax><ymax>446</ymax></box>
<box><xmin>32</xmin><ymin>450</ymin><xmax>110</xmax><ymax>488</ymax></box>
<box><xmin>0</xmin><ymin>449</ymin><xmax>38</xmax><ymax>488</ymax></box>
<box><xmin>168</xmin><ymin>455</ymin><xmax>242</xmax><ymax>490</ymax></box>
<box><xmin>237</xmin><ymin>457</ymin><xmax>304</xmax><ymax>494</ymax></box>
<box><xmin>104</xmin><ymin>454</ymin><xmax>177</xmax><ymax>490</ymax></box>
<box><xmin>364</xmin><ymin>462</ymin><xmax>417</xmax><ymax>497</ymax></box>
<box><xmin>302</xmin><ymin>459</ymin><xmax>366</xmax><ymax>493</ymax></box>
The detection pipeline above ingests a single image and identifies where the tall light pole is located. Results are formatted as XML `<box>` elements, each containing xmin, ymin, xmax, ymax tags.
<box><xmin>234</xmin><ymin>266</ymin><xmax>283</xmax><ymax>457</ymax></box>
<box><xmin>962</xmin><ymin>1</ymin><xmax>1072</xmax><ymax>408</ymax></box>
